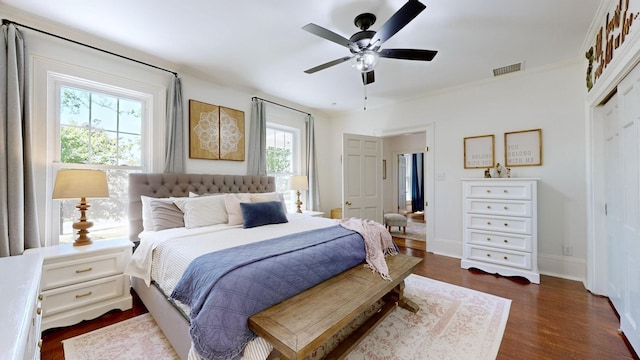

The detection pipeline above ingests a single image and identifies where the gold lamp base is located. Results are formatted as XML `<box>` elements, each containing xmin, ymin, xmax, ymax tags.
<box><xmin>295</xmin><ymin>190</ymin><xmax>303</xmax><ymax>213</ymax></box>
<box><xmin>72</xmin><ymin>198</ymin><xmax>93</xmax><ymax>246</ymax></box>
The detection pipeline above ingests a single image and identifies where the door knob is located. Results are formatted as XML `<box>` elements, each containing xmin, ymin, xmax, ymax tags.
<box><xmin>345</xmin><ymin>201</ymin><xmax>352</xmax><ymax>205</ymax></box>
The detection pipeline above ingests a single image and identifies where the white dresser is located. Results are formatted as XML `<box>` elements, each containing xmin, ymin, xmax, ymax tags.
<box><xmin>0</xmin><ymin>252</ymin><xmax>43</xmax><ymax>360</ymax></box>
<box><xmin>461</xmin><ymin>178</ymin><xmax>539</xmax><ymax>284</ymax></box>
<box><xmin>25</xmin><ymin>238</ymin><xmax>133</xmax><ymax>331</ymax></box>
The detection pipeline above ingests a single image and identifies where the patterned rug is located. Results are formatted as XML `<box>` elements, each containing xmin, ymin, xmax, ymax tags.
<box><xmin>390</xmin><ymin>221</ymin><xmax>426</xmax><ymax>241</ymax></box>
<box><xmin>62</xmin><ymin>275</ymin><xmax>510</xmax><ymax>360</ymax></box>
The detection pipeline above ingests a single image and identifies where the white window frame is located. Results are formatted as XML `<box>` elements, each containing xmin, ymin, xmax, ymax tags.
<box><xmin>266</xmin><ymin>119</ymin><xmax>305</xmax><ymax>212</ymax></box>
<box><xmin>33</xmin><ymin>55</ymin><xmax>166</xmax><ymax>246</ymax></box>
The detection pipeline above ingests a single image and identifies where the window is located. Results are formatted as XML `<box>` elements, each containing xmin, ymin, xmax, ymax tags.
<box><xmin>266</xmin><ymin>124</ymin><xmax>301</xmax><ymax>212</ymax></box>
<box><xmin>54</xmin><ymin>82</ymin><xmax>148</xmax><ymax>244</ymax></box>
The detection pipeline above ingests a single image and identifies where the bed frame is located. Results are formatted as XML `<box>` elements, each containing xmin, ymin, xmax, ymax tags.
<box><xmin>128</xmin><ymin>173</ymin><xmax>276</xmax><ymax>359</ymax></box>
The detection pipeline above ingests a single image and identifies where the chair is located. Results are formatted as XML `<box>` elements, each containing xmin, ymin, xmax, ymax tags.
<box><xmin>384</xmin><ymin>213</ymin><xmax>407</xmax><ymax>234</ymax></box>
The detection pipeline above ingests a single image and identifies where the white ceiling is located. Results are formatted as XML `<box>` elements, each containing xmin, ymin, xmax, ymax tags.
<box><xmin>2</xmin><ymin>0</ymin><xmax>601</xmax><ymax>114</ymax></box>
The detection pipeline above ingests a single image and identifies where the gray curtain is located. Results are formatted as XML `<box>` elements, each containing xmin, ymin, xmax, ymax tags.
<box><xmin>0</xmin><ymin>24</ymin><xmax>40</xmax><ymax>256</ymax></box>
<box><xmin>305</xmin><ymin>114</ymin><xmax>320</xmax><ymax>211</ymax></box>
<box><xmin>247</xmin><ymin>98</ymin><xmax>267</xmax><ymax>176</ymax></box>
<box><xmin>164</xmin><ymin>76</ymin><xmax>185</xmax><ymax>173</ymax></box>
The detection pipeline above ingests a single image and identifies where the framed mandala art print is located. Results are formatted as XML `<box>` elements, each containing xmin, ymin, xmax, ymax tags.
<box><xmin>188</xmin><ymin>100</ymin><xmax>245</xmax><ymax>161</ymax></box>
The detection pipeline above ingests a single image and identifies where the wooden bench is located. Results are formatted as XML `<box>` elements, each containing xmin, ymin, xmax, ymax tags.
<box><xmin>248</xmin><ymin>254</ymin><xmax>423</xmax><ymax>360</ymax></box>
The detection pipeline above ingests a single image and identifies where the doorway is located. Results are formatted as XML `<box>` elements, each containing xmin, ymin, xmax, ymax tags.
<box><xmin>397</xmin><ymin>152</ymin><xmax>425</xmax><ymax>223</ymax></box>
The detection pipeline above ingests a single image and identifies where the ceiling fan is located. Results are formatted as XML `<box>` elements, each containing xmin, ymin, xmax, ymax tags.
<box><xmin>302</xmin><ymin>0</ymin><xmax>437</xmax><ymax>85</ymax></box>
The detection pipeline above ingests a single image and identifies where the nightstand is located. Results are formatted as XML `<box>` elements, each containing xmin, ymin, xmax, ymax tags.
<box><xmin>25</xmin><ymin>238</ymin><xmax>133</xmax><ymax>331</ymax></box>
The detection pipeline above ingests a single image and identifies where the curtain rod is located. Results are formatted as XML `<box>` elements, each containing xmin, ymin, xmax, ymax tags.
<box><xmin>2</xmin><ymin>19</ymin><xmax>178</xmax><ymax>77</ymax></box>
<box><xmin>252</xmin><ymin>96</ymin><xmax>311</xmax><ymax>116</ymax></box>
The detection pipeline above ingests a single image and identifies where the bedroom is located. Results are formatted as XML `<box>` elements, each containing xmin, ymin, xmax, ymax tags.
<box><xmin>0</xmin><ymin>0</ymin><xmax>639</xmax><ymax>359</ymax></box>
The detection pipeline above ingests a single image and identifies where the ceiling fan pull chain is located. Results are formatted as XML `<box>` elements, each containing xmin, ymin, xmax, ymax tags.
<box><xmin>363</xmin><ymin>85</ymin><xmax>368</xmax><ymax>110</ymax></box>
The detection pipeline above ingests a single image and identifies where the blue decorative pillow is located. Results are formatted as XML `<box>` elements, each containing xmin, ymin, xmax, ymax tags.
<box><xmin>240</xmin><ymin>201</ymin><xmax>289</xmax><ymax>228</ymax></box>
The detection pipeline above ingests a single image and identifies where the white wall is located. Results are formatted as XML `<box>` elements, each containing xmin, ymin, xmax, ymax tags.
<box><xmin>329</xmin><ymin>61</ymin><xmax>588</xmax><ymax>281</ymax></box>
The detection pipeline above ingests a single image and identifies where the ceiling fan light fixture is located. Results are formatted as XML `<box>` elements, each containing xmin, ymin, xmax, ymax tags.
<box><xmin>353</xmin><ymin>50</ymin><xmax>379</xmax><ymax>72</ymax></box>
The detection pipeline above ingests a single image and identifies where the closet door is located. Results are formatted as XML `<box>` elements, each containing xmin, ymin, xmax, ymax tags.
<box><xmin>614</xmin><ymin>65</ymin><xmax>640</xmax><ymax>353</ymax></box>
<box><xmin>604</xmin><ymin>97</ymin><xmax>623</xmax><ymax>310</ymax></box>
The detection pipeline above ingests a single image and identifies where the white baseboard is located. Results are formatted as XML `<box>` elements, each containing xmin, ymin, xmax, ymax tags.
<box><xmin>427</xmin><ymin>237</ymin><xmax>461</xmax><ymax>259</ymax></box>
<box><xmin>538</xmin><ymin>253</ymin><xmax>586</xmax><ymax>283</ymax></box>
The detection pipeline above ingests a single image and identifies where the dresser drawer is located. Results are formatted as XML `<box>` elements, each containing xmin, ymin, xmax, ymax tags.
<box><xmin>464</xmin><ymin>182</ymin><xmax>532</xmax><ymax>200</ymax></box>
<box><xmin>466</xmin><ymin>230</ymin><xmax>532</xmax><ymax>252</ymax></box>
<box><xmin>466</xmin><ymin>214</ymin><xmax>532</xmax><ymax>234</ymax></box>
<box><xmin>467</xmin><ymin>246</ymin><xmax>532</xmax><ymax>270</ymax></box>
<box><xmin>465</xmin><ymin>199</ymin><xmax>532</xmax><ymax>217</ymax></box>
<box><xmin>41</xmin><ymin>251</ymin><xmax>126</xmax><ymax>290</ymax></box>
<box><xmin>41</xmin><ymin>274</ymin><xmax>126</xmax><ymax>317</ymax></box>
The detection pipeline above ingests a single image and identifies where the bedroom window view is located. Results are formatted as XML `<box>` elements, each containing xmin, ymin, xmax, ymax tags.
<box><xmin>55</xmin><ymin>85</ymin><xmax>144</xmax><ymax>244</ymax></box>
<box><xmin>266</xmin><ymin>125</ymin><xmax>299</xmax><ymax>212</ymax></box>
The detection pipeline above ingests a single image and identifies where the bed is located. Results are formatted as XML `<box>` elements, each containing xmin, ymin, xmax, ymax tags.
<box><xmin>126</xmin><ymin>173</ymin><xmax>414</xmax><ymax>360</ymax></box>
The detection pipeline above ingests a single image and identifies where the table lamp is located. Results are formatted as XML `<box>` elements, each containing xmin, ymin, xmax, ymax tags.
<box><xmin>290</xmin><ymin>175</ymin><xmax>308</xmax><ymax>213</ymax></box>
<box><xmin>52</xmin><ymin>169</ymin><xmax>109</xmax><ymax>246</ymax></box>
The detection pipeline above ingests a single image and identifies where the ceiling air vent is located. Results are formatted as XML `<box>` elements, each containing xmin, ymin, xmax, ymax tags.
<box><xmin>493</xmin><ymin>62</ymin><xmax>522</xmax><ymax>76</ymax></box>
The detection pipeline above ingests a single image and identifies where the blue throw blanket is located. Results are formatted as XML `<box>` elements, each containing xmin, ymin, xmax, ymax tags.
<box><xmin>170</xmin><ymin>225</ymin><xmax>366</xmax><ymax>360</ymax></box>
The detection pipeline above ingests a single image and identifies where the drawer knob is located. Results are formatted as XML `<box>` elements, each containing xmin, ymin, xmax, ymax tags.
<box><xmin>486</xmin><ymin>237</ymin><xmax>491</xmax><ymax>241</ymax></box>
<box><xmin>487</xmin><ymin>221</ymin><xmax>492</xmax><ymax>225</ymax></box>
<box><xmin>75</xmin><ymin>291</ymin><xmax>93</xmax><ymax>299</ymax></box>
<box><xmin>38</xmin><ymin>339</ymin><xmax>42</xmax><ymax>348</ymax></box>
<box><xmin>503</xmin><ymin>256</ymin><xmax>508</xmax><ymax>260</ymax></box>
<box><xmin>503</xmin><ymin>239</ymin><xmax>509</xmax><ymax>243</ymax></box>
<box><xmin>76</xmin><ymin>267</ymin><xmax>93</xmax><ymax>274</ymax></box>
<box><xmin>36</xmin><ymin>307</ymin><xmax>41</xmax><ymax>315</ymax></box>
<box><xmin>38</xmin><ymin>294</ymin><xmax>43</xmax><ymax>301</ymax></box>
<box><xmin>504</xmin><ymin>223</ymin><xmax>509</xmax><ymax>227</ymax></box>
<box><xmin>486</xmin><ymin>253</ymin><xmax>491</xmax><ymax>257</ymax></box>
<box><xmin>487</xmin><ymin>205</ymin><xmax>492</xmax><ymax>209</ymax></box>
<box><xmin>503</xmin><ymin>189</ymin><xmax>508</xmax><ymax>193</ymax></box>
<box><xmin>504</xmin><ymin>206</ymin><xmax>509</xmax><ymax>210</ymax></box>
<box><xmin>486</xmin><ymin>189</ymin><xmax>491</xmax><ymax>193</ymax></box>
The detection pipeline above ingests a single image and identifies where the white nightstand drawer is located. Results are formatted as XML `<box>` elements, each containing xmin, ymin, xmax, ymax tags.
<box><xmin>466</xmin><ymin>230</ymin><xmax>532</xmax><ymax>252</ymax></box>
<box><xmin>41</xmin><ymin>274</ymin><xmax>125</xmax><ymax>317</ymax></box>
<box><xmin>464</xmin><ymin>182</ymin><xmax>532</xmax><ymax>200</ymax></box>
<box><xmin>467</xmin><ymin>246</ymin><xmax>532</xmax><ymax>270</ymax></box>
<box><xmin>465</xmin><ymin>199</ymin><xmax>532</xmax><ymax>217</ymax></box>
<box><xmin>41</xmin><ymin>251</ymin><xmax>126</xmax><ymax>290</ymax></box>
<box><xmin>466</xmin><ymin>214</ymin><xmax>532</xmax><ymax>234</ymax></box>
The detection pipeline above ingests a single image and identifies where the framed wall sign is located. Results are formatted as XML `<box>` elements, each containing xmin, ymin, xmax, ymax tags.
<box><xmin>189</xmin><ymin>100</ymin><xmax>245</xmax><ymax>161</ymax></box>
<box><xmin>504</xmin><ymin>128</ymin><xmax>542</xmax><ymax>166</ymax></box>
<box><xmin>464</xmin><ymin>134</ymin><xmax>495</xmax><ymax>169</ymax></box>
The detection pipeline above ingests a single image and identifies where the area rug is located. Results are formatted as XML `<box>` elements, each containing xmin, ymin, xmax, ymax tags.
<box><xmin>390</xmin><ymin>221</ymin><xmax>426</xmax><ymax>241</ymax></box>
<box><xmin>62</xmin><ymin>275</ymin><xmax>510</xmax><ymax>360</ymax></box>
<box><xmin>62</xmin><ymin>313</ymin><xmax>179</xmax><ymax>360</ymax></box>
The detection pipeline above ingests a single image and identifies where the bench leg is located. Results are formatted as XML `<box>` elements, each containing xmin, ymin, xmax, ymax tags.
<box><xmin>389</xmin><ymin>280</ymin><xmax>420</xmax><ymax>313</ymax></box>
<box><xmin>402</xmin><ymin>226</ymin><xmax>406</xmax><ymax>234</ymax></box>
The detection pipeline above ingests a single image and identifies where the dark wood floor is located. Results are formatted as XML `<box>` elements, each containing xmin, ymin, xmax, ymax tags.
<box><xmin>41</xmin><ymin>244</ymin><xmax>638</xmax><ymax>360</ymax></box>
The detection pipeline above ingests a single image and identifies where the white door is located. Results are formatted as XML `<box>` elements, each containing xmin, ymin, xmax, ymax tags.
<box><xmin>342</xmin><ymin>133</ymin><xmax>383</xmax><ymax>222</ymax></box>
<box><xmin>616</xmin><ymin>68</ymin><xmax>640</xmax><ymax>352</ymax></box>
<box><xmin>603</xmin><ymin>97</ymin><xmax>623</xmax><ymax>310</ymax></box>
<box><xmin>397</xmin><ymin>154</ymin><xmax>407</xmax><ymax>212</ymax></box>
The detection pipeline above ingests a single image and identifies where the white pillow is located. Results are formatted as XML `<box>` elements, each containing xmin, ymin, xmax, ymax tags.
<box><xmin>173</xmin><ymin>195</ymin><xmax>228</xmax><ymax>229</ymax></box>
<box><xmin>225</xmin><ymin>193</ymin><xmax>251</xmax><ymax>226</ymax></box>
<box><xmin>250</xmin><ymin>192</ymin><xmax>287</xmax><ymax>213</ymax></box>
<box><xmin>141</xmin><ymin>196</ymin><xmax>177</xmax><ymax>232</ymax></box>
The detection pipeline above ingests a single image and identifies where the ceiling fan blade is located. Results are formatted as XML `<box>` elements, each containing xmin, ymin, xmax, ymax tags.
<box><xmin>379</xmin><ymin>48</ymin><xmax>437</xmax><ymax>61</ymax></box>
<box><xmin>304</xmin><ymin>56</ymin><xmax>353</xmax><ymax>74</ymax></box>
<box><xmin>369</xmin><ymin>0</ymin><xmax>426</xmax><ymax>48</ymax></box>
<box><xmin>362</xmin><ymin>71</ymin><xmax>375</xmax><ymax>85</ymax></box>
<box><xmin>302</xmin><ymin>23</ymin><xmax>358</xmax><ymax>51</ymax></box>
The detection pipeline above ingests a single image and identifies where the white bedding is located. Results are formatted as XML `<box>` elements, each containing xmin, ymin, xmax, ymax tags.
<box><xmin>125</xmin><ymin>213</ymin><xmax>340</xmax><ymax>360</ymax></box>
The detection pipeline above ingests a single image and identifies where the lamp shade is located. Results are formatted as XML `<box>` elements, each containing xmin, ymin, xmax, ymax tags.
<box><xmin>290</xmin><ymin>175</ymin><xmax>308</xmax><ymax>191</ymax></box>
<box><xmin>52</xmin><ymin>169</ymin><xmax>109</xmax><ymax>199</ymax></box>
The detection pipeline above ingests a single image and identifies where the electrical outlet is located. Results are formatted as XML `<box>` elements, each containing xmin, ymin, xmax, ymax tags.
<box><xmin>563</xmin><ymin>245</ymin><xmax>573</xmax><ymax>256</ymax></box>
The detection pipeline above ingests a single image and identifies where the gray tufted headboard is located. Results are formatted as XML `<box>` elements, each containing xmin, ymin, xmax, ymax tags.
<box><xmin>128</xmin><ymin>173</ymin><xmax>276</xmax><ymax>241</ymax></box>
